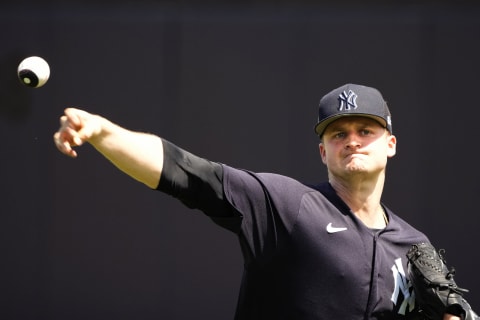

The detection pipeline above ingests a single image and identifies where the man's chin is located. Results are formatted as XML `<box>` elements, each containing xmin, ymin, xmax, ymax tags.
<box><xmin>345</xmin><ymin>166</ymin><xmax>367</xmax><ymax>173</ymax></box>
<box><xmin>344</xmin><ymin>159</ymin><xmax>367</xmax><ymax>172</ymax></box>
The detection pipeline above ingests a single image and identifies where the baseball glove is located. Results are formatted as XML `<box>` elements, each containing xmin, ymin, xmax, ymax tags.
<box><xmin>407</xmin><ymin>242</ymin><xmax>478</xmax><ymax>320</ymax></box>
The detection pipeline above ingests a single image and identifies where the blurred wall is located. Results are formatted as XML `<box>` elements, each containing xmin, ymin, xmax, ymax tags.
<box><xmin>1</xmin><ymin>2</ymin><xmax>479</xmax><ymax>319</ymax></box>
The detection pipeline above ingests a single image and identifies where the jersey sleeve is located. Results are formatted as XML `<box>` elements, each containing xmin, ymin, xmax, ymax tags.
<box><xmin>156</xmin><ymin>139</ymin><xmax>243</xmax><ymax>231</ymax></box>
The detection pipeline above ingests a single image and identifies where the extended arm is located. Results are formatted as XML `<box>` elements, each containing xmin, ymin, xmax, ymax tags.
<box><xmin>53</xmin><ymin>107</ymin><xmax>229</xmax><ymax>219</ymax></box>
<box><xmin>53</xmin><ymin>108</ymin><xmax>164</xmax><ymax>189</ymax></box>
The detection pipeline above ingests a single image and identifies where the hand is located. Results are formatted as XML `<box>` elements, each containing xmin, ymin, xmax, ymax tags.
<box><xmin>53</xmin><ymin>108</ymin><xmax>102</xmax><ymax>158</ymax></box>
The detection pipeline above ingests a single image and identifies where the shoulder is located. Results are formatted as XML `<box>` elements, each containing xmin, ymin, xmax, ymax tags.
<box><xmin>222</xmin><ymin>165</ymin><xmax>315</xmax><ymax>194</ymax></box>
<box><xmin>221</xmin><ymin>165</ymin><xmax>323</xmax><ymax>216</ymax></box>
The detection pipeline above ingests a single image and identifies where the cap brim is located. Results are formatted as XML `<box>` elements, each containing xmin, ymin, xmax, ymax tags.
<box><xmin>314</xmin><ymin>113</ymin><xmax>387</xmax><ymax>136</ymax></box>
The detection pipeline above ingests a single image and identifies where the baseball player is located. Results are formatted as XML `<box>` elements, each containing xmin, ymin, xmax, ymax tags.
<box><xmin>54</xmin><ymin>83</ymin><xmax>468</xmax><ymax>319</ymax></box>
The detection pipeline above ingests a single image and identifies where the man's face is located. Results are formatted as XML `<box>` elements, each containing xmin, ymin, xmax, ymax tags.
<box><xmin>319</xmin><ymin>116</ymin><xmax>396</xmax><ymax>179</ymax></box>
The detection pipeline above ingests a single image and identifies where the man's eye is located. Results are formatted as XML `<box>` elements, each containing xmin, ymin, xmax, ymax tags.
<box><xmin>334</xmin><ymin>132</ymin><xmax>346</xmax><ymax>139</ymax></box>
<box><xmin>360</xmin><ymin>129</ymin><xmax>371</xmax><ymax>136</ymax></box>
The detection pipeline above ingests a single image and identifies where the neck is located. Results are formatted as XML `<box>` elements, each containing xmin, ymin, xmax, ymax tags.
<box><xmin>329</xmin><ymin>172</ymin><xmax>387</xmax><ymax>229</ymax></box>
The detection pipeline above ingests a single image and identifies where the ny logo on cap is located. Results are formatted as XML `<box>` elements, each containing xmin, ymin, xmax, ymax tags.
<box><xmin>338</xmin><ymin>90</ymin><xmax>358</xmax><ymax>111</ymax></box>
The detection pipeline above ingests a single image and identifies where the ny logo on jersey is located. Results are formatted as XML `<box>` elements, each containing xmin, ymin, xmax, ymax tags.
<box><xmin>391</xmin><ymin>258</ymin><xmax>415</xmax><ymax>315</ymax></box>
<box><xmin>338</xmin><ymin>90</ymin><xmax>358</xmax><ymax>111</ymax></box>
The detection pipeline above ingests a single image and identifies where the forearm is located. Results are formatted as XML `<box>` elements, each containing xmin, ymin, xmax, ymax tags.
<box><xmin>88</xmin><ymin>116</ymin><xmax>164</xmax><ymax>189</ymax></box>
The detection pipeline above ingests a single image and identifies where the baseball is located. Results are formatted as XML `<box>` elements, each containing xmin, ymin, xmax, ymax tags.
<box><xmin>17</xmin><ymin>56</ymin><xmax>50</xmax><ymax>88</ymax></box>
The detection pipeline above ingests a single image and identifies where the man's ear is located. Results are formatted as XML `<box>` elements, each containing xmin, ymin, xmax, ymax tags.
<box><xmin>387</xmin><ymin>134</ymin><xmax>397</xmax><ymax>158</ymax></box>
<box><xmin>319</xmin><ymin>143</ymin><xmax>327</xmax><ymax>164</ymax></box>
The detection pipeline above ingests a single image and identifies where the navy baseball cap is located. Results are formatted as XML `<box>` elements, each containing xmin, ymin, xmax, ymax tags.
<box><xmin>314</xmin><ymin>83</ymin><xmax>392</xmax><ymax>137</ymax></box>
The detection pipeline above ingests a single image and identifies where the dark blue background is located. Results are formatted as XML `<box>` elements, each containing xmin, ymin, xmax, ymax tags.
<box><xmin>1</xmin><ymin>1</ymin><xmax>479</xmax><ymax>319</ymax></box>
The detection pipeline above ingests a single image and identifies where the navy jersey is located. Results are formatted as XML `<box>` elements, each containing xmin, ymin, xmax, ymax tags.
<box><xmin>157</xmin><ymin>139</ymin><xmax>429</xmax><ymax>320</ymax></box>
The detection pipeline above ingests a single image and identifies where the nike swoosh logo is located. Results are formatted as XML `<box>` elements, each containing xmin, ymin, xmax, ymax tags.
<box><xmin>326</xmin><ymin>222</ymin><xmax>348</xmax><ymax>233</ymax></box>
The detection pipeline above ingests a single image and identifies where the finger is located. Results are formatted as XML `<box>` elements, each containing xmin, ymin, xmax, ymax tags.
<box><xmin>56</xmin><ymin>120</ymin><xmax>79</xmax><ymax>145</ymax></box>
<box><xmin>64</xmin><ymin>126</ymin><xmax>84</xmax><ymax>146</ymax></box>
<box><xmin>59</xmin><ymin>115</ymin><xmax>67</xmax><ymax>126</ymax></box>
<box><xmin>59</xmin><ymin>114</ymin><xmax>79</xmax><ymax>138</ymax></box>
<box><xmin>58</xmin><ymin>111</ymin><xmax>87</xmax><ymax>146</ymax></box>
<box><xmin>63</xmin><ymin>108</ymin><xmax>97</xmax><ymax>143</ymax></box>
<box><xmin>64</xmin><ymin>108</ymin><xmax>84</xmax><ymax>130</ymax></box>
<box><xmin>53</xmin><ymin>131</ymin><xmax>78</xmax><ymax>158</ymax></box>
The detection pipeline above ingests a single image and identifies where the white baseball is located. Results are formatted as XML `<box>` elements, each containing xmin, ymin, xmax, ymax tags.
<box><xmin>17</xmin><ymin>56</ymin><xmax>50</xmax><ymax>88</ymax></box>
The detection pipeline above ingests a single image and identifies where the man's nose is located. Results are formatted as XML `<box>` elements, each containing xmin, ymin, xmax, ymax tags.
<box><xmin>345</xmin><ymin>133</ymin><xmax>361</xmax><ymax>149</ymax></box>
